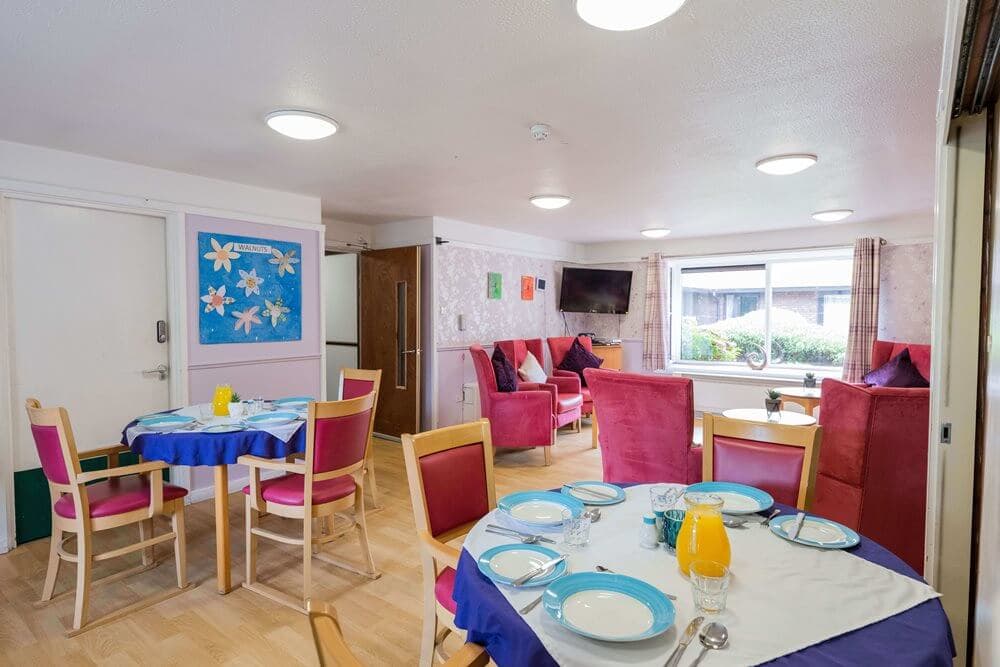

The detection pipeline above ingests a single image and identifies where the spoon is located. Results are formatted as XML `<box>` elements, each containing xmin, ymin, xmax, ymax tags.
<box><xmin>722</xmin><ymin>516</ymin><xmax>748</xmax><ymax>528</ymax></box>
<box><xmin>595</xmin><ymin>566</ymin><xmax>677</xmax><ymax>600</ymax></box>
<box><xmin>691</xmin><ymin>622</ymin><xmax>728</xmax><ymax>666</ymax></box>
<box><xmin>584</xmin><ymin>507</ymin><xmax>602</xmax><ymax>522</ymax></box>
<box><xmin>760</xmin><ymin>509</ymin><xmax>781</xmax><ymax>527</ymax></box>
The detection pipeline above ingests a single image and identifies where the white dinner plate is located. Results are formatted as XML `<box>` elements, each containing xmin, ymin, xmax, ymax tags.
<box><xmin>562</xmin><ymin>590</ymin><xmax>654</xmax><ymax>640</ymax></box>
<box><xmin>509</xmin><ymin>500</ymin><xmax>567</xmax><ymax>524</ymax></box>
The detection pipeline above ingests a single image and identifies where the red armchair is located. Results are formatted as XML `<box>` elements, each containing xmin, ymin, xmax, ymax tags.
<box><xmin>547</xmin><ymin>336</ymin><xmax>596</xmax><ymax>416</ymax></box>
<box><xmin>583</xmin><ymin>368</ymin><xmax>702</xmax><ymax>484</ymax></box>
<box><xmin>470</xmin><ymin>344</ymin><xmax>567</xmax><ymax>465</ymax></box>
<box><xmin>495</xmin><ymin>338</ymin><xmax>583</xmax><ymax>432</ymax></box>
<box><xmin>871</xmin><ymin>340</ymin><xmax>931</xmax><ymax>382</ymax></box>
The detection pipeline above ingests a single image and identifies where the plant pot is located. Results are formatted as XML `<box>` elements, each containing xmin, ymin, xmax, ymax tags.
<box><xmin>803</xmin><ymin>378</ymin><xmax>817</xmax><ymax>389</ymax></box>
<box><xmin>764</xmin><ymin>398</ymin><xmax>781</xmax><ymax>419</ymax></box>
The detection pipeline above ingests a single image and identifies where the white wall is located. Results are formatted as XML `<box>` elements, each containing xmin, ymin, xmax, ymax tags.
<box><xmin>323</xmin><ymin>253</ymin><xmax>359</xmax><ymax>398</ymax></box>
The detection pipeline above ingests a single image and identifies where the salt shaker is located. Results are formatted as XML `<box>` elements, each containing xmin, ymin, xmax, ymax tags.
<box><xmin>640</xmin><ymin>513</ymin><xmax>659</xmax><ymax>549</ymax></box>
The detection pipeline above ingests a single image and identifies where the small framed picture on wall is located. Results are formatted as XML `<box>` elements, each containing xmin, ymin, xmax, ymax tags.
<box><xmin>488</xmin><ymin>272</ymin><xmax>502</xmax><ymax>299</ymax></box>
<box><xmin>521</xmin><ymin>275</ymin><xmax>535</xmax><ymax>301</ymax></box>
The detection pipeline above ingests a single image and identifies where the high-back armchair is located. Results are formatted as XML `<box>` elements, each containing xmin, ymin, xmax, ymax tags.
<box><xmin>495</xmin><ymin>338</ymin><xmax>583</xmax><ymax>432</ymax></box>
<box><xmin>547</xmin><ymin>336</ymin><xmax>596</xmax><ymax>416</ymax></box>
<box><xmin>870</xmin><ymin>340</ymin><xmax>931</xmax><ymax>382</ymax></box>
<box><xmin>583</xmin><ymin>368</ymin><xmax>702</xmax><ymax>484</ymax></box>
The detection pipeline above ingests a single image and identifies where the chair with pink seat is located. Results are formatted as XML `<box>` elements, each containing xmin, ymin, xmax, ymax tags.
<box><xmin>547</xmin><ymin>336</ymin><xmax>596</xmax><ymax>416</ymax></box>
<box><xmin>239</xmin><ymin>391</ymin><xmax>380</xmax><ymax>611</ymax></box>
<box><xmin>24</xmin><ymin>398</ymin><xmax>190</xmax><ymax>634</ymax></box>
<box><xmin>402</xmin><ymin>420</ymin><xmax>496</xmax><ymax>667</ymax></box>
<box><xmin>583</xmin><ymin>368</ymin><xmax>703</xmax><ymax>484</ymax></box>
<box><xmin>337</xmin><ymin>368</ymin><xmax>383</xmax><ymax>508</ymax></box>
<box><xmin>495</xmin><ymin>338</ymin><xmax>583</xmax><ymax>433</ymax></box>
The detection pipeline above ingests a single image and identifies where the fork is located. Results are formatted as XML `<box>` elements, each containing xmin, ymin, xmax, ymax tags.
<box><xmin>485</xmin><ymin>528</ymin><xmax>542</xmax><ymax>544</ymax></box>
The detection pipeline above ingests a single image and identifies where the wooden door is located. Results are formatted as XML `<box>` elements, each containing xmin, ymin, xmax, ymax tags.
<box><xmin>359</xmin><ymin>246</ymin><xmax>420</xmax><ymax>437</ymax></box>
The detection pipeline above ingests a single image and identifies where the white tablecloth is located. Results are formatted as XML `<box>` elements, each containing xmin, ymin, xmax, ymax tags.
<box><xmin>463</xmin><ymin>484</ymin><xmax>940</xmax><ymax>666</ymax></box>
<box><xmin>124</xmin><ymin>404</ymin><xmax>304</xmax><ymax>445</ymax></box>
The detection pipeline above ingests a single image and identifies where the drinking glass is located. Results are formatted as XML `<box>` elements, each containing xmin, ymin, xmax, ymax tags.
<box><xmin>664</xmin><ymin>509</ymin><xmax>686</xmax><ymax>550</ymax></box>
<box><xmin>561</xmin><ymin>508</ymin><xmax>591</xmax><ymax>548</ymax></box>
<box><xmin>198</xmin><ymin>403</ymin><xmax>214</xmax><ymax>421</ymax></box>
<box><xmin>690</xmin><ymin>560</ymin><xmax>731</xmax><ymax>613</ymax></box>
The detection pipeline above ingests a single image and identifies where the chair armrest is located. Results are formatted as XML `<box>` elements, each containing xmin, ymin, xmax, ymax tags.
<box><xmin>418</xmin><ymin>530</ymin><xmax>461</xmax><ymax>569</ymax></box>
<box><xmin>77</xmin><ymin>444</ymin><xmax>134</xmax><ymax>466</ymax></box>
<box><xmin>237</xmin><ymin>455</ymin><xmax>306</xmax><ymax>474</ymax></box>
<box><xmin>488</xmin><ymin>391</ymin><xmax>555</xmax><ymax>446</ymax></box>
<box><xmin>546</xmin><ymin>374</ymin><xmax>581</xmax><ymax>395</ymax></box>
<box><xmin>75</xmin><ymin>460</ymin><xmax>167</xmax><ymax>484</ymax></box>
<box><xmin>552</xmin><ymin>369</ymin><xmax>577</xmax><ymax>379</ymax></box>
<box><xmin>516</xmin><ymin>383</ymin><xmax>558</xmax><ymax>414</ymax></box>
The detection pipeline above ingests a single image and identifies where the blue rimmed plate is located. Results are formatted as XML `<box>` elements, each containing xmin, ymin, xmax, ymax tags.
<box><xmin>273</xmin><ymin>396</ymin><xmax>314</xmax><ymax>410</ymax></box>
<box><xmin>137</xmin><ymin>413</ymin><xmax>195</xmax><ymax>433</ymax></box>
<box><xmin>542</xmin><ymin>572</ymin><xmax>675</xmax><ymax>642</ymax></box>
<box><xmin>477</xmin><ymin>544</ymin><xmax>566</xmax><ymax>587</ymax></box>
<box><xmin>561</xmin><ymin>481</ymin><xmax>626</xmax><ymax>506</ymax></box>
<box><xmin>686</xmin><ymin>481</ymin><xmax>774</xmax><ymax>515</ymax></box>
<box><xmin>770</xmin><ymin>514</ymin><xmax>860</xmax><ymax>549</ymax></box>
<box><xmin>245</xmin><ymin>411</ymin><xmax>301</xmax><ymax>428</ymax></box>
<box><xmin>497</xmin><ymin>491</ymin><xmax>584</xmax><ymax>528</ymax></box>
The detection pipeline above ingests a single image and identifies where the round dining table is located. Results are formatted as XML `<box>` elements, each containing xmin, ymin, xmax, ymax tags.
<box><xmin>121</xmin><ymin>407</ymin><xmax>306</xmax><ymax>593</ymax></box>
<box><xmin>773</xmin><ymin>386</ymin><xmax>822</xmax><ymax>416</ymax></box>
<box><xmin>722</xmin><ymin>408</ymin><xmax>817</xmax><ymax>426</ymax></box>
<box><xmin>453</xmin><ymin>484</ymin><xmax>954</xmax><ymax>666</ymax></box>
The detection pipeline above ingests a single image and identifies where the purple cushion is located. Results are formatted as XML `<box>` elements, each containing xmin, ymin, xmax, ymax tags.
<box><xmin>863</xmin><ymin>348</ymin><xmax>930</xmax><ymax>388</ymax></box>
<box><xmin>557</xmin><ymin>338</ymin><xmax>604</xmax><ymax>385</ymax></box>
<box><xmin>491</xmin><ymin>347</ymin><xmax>518</xmax><ymax>393</ymax></box>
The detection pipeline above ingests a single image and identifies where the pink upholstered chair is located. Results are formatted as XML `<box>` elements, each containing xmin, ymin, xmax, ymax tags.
<box><xmin>702</xmin><ymin>413</ymin><xmax>823</xmax><ymax>509</ymax></box>
<box><xmin>583</xmin><ymin>369</ymin><xmax>702</xmax><ymax>483</ymax></box>
<box><xmin>470</xmin><ymin>344</ymin><xmax>568</xmax><ymax>465</ymax></box>
<box><xmin>240</xmin><ymin>392</ymin><xmax>380</xmax><ymax>611</ymax></box>
<box><xmin>547</xmin><ymin>336</ymin><xmax>596</xmax><ymax>416</ymax></box>
<box><xmin>25</xmin><ymin>398</ymin><xmax>190</xmax><ymax>634</ymax></box>
<box><xmin>402</xmin><ymin>420</ymin><xmax>495</xmax><ymax>667</ymax></box>
<box><xmin>338</xmin><ymin>368</ymin><xmax>383</xmax><ymax>507</ymax></box>
<box><xmin>495</xmin><ymin>338</ymin><xmax>583</xmax><ymax>432</ymax></box>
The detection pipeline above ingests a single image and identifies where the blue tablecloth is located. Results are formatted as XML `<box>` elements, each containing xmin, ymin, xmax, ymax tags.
<box><xmin>453</xmin><ymin>496</ymin><xmax>954</xmax><ymax>666</ymax></box>
<box><xmin>121</xmin><ymin>419</ymin><xmax>306</xmax><ymax>466</ymax></box>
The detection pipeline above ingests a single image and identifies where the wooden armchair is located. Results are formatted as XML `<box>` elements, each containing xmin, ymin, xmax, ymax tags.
<box><xmin>338</xmin><ymin>368</ymin><xmax>383</xmax><ymax>508</ymax></box>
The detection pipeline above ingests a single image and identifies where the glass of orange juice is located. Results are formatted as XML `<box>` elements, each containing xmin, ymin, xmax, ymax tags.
<box><xmin>212</xmin><ymin>383</ymin><xmax>233</xmax><ymax>417</ymax></box>
<box><xmin>676</xmin><ymin>493</ymin><xmax>731</xmax><ymax>576</ymax></box>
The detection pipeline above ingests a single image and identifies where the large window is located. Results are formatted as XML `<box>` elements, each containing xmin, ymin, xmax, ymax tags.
<box><xmin>671</xmin><ymin>250</ymin><xmax>853</xmax><ymax>372</ymax></box>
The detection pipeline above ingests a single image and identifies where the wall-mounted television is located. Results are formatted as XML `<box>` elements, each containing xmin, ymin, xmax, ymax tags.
<box><xmin>559</xmin><ymin>267</ymin><xmax>633</xmax><ymax>314</ymax></box>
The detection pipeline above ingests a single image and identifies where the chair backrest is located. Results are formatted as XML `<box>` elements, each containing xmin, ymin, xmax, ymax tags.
<box><xmin>306</xmin><ymin>393</ymin><xmax>377</xmax><ymax>482</ymax></box>
<box><xmin>402</xmin><ymin>420</ymin><xmax>496</xmax><ymax>542</ymax></box>
<box><xmin>583</xmin><ymin>368</ymin><xmax>696</xmax><ymax>484</ymax></box>
<box><xmin>470</xmin><ymin>344</ymin><xmax>498</xmax><ymax>416</ymax></box>
<box><xmin>340</xmin><ymin>368</ymin><xmax>382</xmax><ymax>401</ymax></box>
<box><xmin>494</xmin><ymin>339</ymin><xmax>545</xmax><ymax>371</ymax></box>
<box><xmin>702</xmin><ymin>413</ymin><xmax>822</xmax><ymax>510</ymax></box>
<box><xmin>24</xmin><ymin>398</ymin><xmax>79</xmax><ymax>489</ymax></box>
<box><xmin>871</xmin><ymin>340</ymin><xmax>931</xmax><ymax>382</ymax></box>
<box><xmin>547</xmin><ymin>335</ymin><xmax>592</xmax><ymax>368</ymax></box>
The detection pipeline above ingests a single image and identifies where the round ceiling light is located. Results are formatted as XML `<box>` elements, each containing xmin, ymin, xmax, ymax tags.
<box><xmin>640</xmin><ymin>227</ymin><xmax>671</xmax><ymax>239</ymax></box>
<box><xmin>265</xmin><ymin>109</ymin><xmax>339</xmax><ymax>140</ymax></box>
<box><xmin>530</xmin><ymin>195</ymin><xmax>572</xmax><ymax>210</ymax></box>
<box><xmin>812</xmin><ymin>209</ymin><xmax>854</xmax><ymax>222</ymax></box>
<box><xmin>575</xmin><ymin>0</ymin><xmax>688</xmax><ymax>31</ymax></box>
<box><xmin>755</xmin><ymin>154</ymin><xmax>818</xmax><ymax>175</ymax></box>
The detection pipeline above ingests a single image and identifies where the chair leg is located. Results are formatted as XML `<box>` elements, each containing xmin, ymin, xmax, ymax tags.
<box><xmin>354</xmin><ymin>488</ymin><xmax>379</xmax><ymax>578</ymax></box>
<box><xmin>172</xmin><ymin>505</ymin><xmax>188</xmax><ymax>588</ymax></box>
<box><xmin>419</xmin><ymin>597</ymin><xmax>438</xmax><ymax>667</ymax></box>
<box><xmin>138</xmin><ymin>518</ymin><xmax>154</xmax><ymax>566</ymax></box>
<box><xmin>543</xmin><ymin>446</ymin><xmax>552</xmax><ymax>466</ymax></box>
<box><xmin>302</xmin><ymin>511</ymin><xmax>313</xmax><ymax>608</ymax></box>
<box><xmin>366</xmin><ymin>447</ymin><xmax>381</xmax><ymax>509</ymax></box>
<box><xmin>40</xmin><ymin>528</ymin><xmax>63</xmax><ymax>602</ymax></box>
<box><xmin>73</xmin><ymin>530</ymin><xmax>92</xmax><ymax>631</ymax></box>
<box><xmin>245</xmin><ymin>498</ymin><xmax>258</xmax><ymax>586</ymax></box>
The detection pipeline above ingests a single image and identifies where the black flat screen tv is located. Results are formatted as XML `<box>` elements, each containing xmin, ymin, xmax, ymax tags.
<box><xmin>559</xmin><ymin>267</ymin><xmax>633</xmax><ymax>314</ymax></box>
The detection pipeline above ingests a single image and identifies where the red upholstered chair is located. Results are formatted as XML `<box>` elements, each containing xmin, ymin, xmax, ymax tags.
<box><xmin>813</xmin><ymin>377</ymin><xmax>930</xmax><ymax>571</ymax></box>
<box><xmin>702</xmin><ymin>413</ymin><xmax>823</xmax><ymax>509</ymax></box>
<box><xmin>870</xmin><ymin>340</ymin><xmax>931</xmax><ymax>382</ymax></box>
<box><xmin>495</xmin><ymin>338</ymin><xmax>584</xmax><ymax>432</ymax></box>
<box><xmin>402</xmin><ymin>420</ymin><xmax>496</xmax><ymax>667</ymax></box>
<box><xmin>338</xmin><ymin>368</ymin><xmax>383</xmax><ymax>507</ymax></box>
<box><xmin>547</xmin><ymin>335</ymin><xmax>596</xmax><ymax>416</ymax></box>
<box><xmin>24</xmin><ymin>398</ymin><xmax>190</xmax><ymax>634</ymax></box>
<box><xmin>469</xmin><ymin>344</ymin><xmax>566</xmax><ymax>465</ymax></box>
<box><xmin>240</xmin><ymin>392</ymin><xmax>380</xmax><ymax>611</ymax></box>
<box><xmin>583</xmin><ymin>368</ymin><xmax>703</xmax><ymax>484</ymax></box>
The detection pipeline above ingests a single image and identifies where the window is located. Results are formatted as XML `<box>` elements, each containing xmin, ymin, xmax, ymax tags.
<box><xmin>671</xmin><ymin>250</ymin><xmax>853</xmax><ymax>372</ymax></box>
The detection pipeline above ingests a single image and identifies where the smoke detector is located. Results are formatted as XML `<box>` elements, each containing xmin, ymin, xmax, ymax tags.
<box><xmin>530</xmin><ymin>124</ymin><xmax>552</xmax><ymax>142</ymax></box>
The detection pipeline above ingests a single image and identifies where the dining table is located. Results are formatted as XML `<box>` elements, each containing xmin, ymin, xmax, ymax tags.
<box><xmin>120</xmin><ymin>404</ymin><xmax>307</xmax><ymax>594</ymax></box>
<box><xmin>773</xmin><ymin>386</ymin><xmax>822</xmax><ymax>416</ymax></box>
<box><xmin>721</xmin><ymin>408</ymin><xmax>817</xmax><ymax>426</ymax></box>
<box><xmin>453</xmin><ymin>482</ymin><xmax>954</xmax><ymax>666</ymax></box>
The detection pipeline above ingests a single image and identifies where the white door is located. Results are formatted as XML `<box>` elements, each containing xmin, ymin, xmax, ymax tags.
<box><xmin>9</xmin><ymin>199</ymin><xmax>170</xmax><ymax>473</ymax></box>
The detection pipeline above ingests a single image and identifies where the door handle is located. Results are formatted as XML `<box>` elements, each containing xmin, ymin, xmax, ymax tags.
<box><xmin>141</xmin><ymin>364</ymin><xmax>169</xmax><ymax>380</ymax></box>
<box><xmin>401</xmin><ymin>349</ymin><xmax>421</xmax><ymax>355</ymax></box>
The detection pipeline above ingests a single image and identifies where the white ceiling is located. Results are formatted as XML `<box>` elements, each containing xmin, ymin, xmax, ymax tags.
<box><xmin>0</xmin><ymin>1</ymin><xmax>944</xmax><ymax>242</ymax></box>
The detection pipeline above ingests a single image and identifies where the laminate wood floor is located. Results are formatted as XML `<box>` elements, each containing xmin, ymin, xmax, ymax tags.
<box><xmin>0</xmin><ymin>425</ymin><xmax>602</xmax><ymax>666</ymax></box>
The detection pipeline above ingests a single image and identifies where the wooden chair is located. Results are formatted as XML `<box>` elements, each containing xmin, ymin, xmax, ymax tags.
<box><xmin>702</xmin><ymin>413</ymin><xmax>823</xmax><ymax>510</ymax></box>
<box><xmin>402</xmin><ymin>420</ymin><xmax>496</xmax><ymax>667</ymax></box>
<box><xmin>24</xmin><ymin>398</ymin><xmax>190</xmax><ymax>635</ymax></box>
<box><xmin>307</xmin><ymin>600</ymin><xmax>489</xmax><ymax>667</ymax></box>
<box><xmin>338</xmin><ymin>368</ymin><xmax>383</xmax><ymax>508</ymax></box>
<box><xmin>240</xmin><ymin>392</ymin><xmax>381</xmax><ymax>612</ymax></box>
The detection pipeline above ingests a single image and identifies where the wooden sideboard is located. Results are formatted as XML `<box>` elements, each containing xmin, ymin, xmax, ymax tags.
<box><xmin>591</xmin><ymin>343</ymin><xmax>623</xmax><ymax>371</ymax></box>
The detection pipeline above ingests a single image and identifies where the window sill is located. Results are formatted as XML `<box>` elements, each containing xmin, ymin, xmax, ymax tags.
<box><xmin>665</xmin><ymin>364</ymin><xmax>841</xmax><ymax>385</ymax></box>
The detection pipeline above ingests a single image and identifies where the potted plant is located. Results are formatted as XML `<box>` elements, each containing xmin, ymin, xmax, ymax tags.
<box><xmin>803</xmin><ymin>372</ymin><xmax>817</xmax><ymax>389</ymax></box>
<box><xmin>764</xmin><ymin>389</ymin><xmax>782</xmax><ymax>420</ymax></box>
<box><xmin>228</xmin><ymin>392</ymin><xmax>244</xmax><ymax>419</ymax></box>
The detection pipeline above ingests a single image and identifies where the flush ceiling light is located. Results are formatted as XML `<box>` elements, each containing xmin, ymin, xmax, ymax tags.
<box><xmin>575</xmin><ymin>0</ymin><xmax>688</xmax><ymax>31</ymax></box>
<box><xmin>265</xmin><ymin>109</ymin><xmax>338</xmax><ymax>140</ymax></box>
<box><xmin>530</xmin><ymin>195</ymin><xmax>572</xmax><ymax>210</ymax></box>
<box><xmin>812</xmin><ymin>209</ymin><xmax>854</xmax><ymax>222</ymax></box>
<box><xmin>640</xmin><ymin>227</ymin><xmax>671</xmax><ymax>238</ymax></box>
<box><xmin>755</xmin><ymin>153</ymin><xmax>818</xmax><ymax>175</ymax></box>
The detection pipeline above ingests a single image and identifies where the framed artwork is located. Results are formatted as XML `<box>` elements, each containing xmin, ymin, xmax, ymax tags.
<box><xmin>198</xmin><ymin>232</ymin><xmax>302</xmax><ymax>344</ymax></box>
<box><xmin>521</xmin><ymin>275</ymin><xmax>535</xmax><ymax>301</ymax></box>
<box><xmin>488</xmin><ymin>272</ymin><xmax>502</xmax><ymax>299</ymax></box>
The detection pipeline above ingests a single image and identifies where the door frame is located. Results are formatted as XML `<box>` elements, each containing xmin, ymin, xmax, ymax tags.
<box><xmin>0</xmin><ymin>191</ymin><xmax>188</xmax><ymax>552</ymax></box>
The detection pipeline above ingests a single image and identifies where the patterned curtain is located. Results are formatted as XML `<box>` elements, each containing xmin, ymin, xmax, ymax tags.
<box><xmin>843</xmin><ymin>237</ymin><xmax>883</xmax><ymax>382</ymax></box>
<box><xmin>642</xmin><ymin>253</ymin><xmax>669</xmax><ymax>370</ymax></box>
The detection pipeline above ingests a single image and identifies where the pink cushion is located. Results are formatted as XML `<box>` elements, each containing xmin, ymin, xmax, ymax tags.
<box><xmin>54</xmin><ymin>476</ymin><xmax>188</xmax><ymax>518</ymax></box>
<box><xmin>312</xmin><ymin>409</ymin><xmax>372</xmax><ymax>474</ymax></box>
<box><xmin>712</xmin><ymin>436</ymin><xmax>805</xmax><ymax>507</ymax></box>
<box><xmin>240</xmin><ymin>473</ymin><xmax>356</xmax><ymax>506</ymax></box>
<box><xmin>342</xmin><ymin>378</ymin><xmax>374</xmax><ymax>400</ymax></box>
<box><xmin>435</xmin><ymin>566</ymin><xmax>458</xmax><ymax>613</ymax></box>
<box><xmin>31</xmin><ymin>424</ymin><xmax>70</xmax><ymax>485</ymax></box>
<box><xmin>556</xmin><ymin>393</ymin><xmax>583</xmax><ymax>413</ymax></box>
<box><xmin>419</xmin><ymin>443</ymin><xmax>489</xmax><ymax>537</ymax></box>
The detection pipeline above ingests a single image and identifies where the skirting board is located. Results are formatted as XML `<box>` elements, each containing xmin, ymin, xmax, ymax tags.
<box><xmin>184</xmin><ymin>468</ymin><xmax>284</xmax><ymax>505</ymax></box>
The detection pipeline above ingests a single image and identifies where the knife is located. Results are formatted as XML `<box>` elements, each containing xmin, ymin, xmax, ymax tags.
<box><xmin>788</xmin><ymin>512</ymin><xmax>807</xmax><ymax>541</ymax></box>
<box><xmin>563</xmin><ymin>483</ymin><xmax>618</xmax><ymax>500</ymax></box>
<box><xmin>485</xmin><ymin>524</ymin><xmax>556</xmax><ymax>544</ymax></box>
<box><xmin>511</xmin><ymin>555</ymin><xmax>568</xmax><ymax>586</ymax></box>
<box><xmin>664</xmin><ymin>616</ymin><xmax>704</xmax><ymax>667</ymax></box>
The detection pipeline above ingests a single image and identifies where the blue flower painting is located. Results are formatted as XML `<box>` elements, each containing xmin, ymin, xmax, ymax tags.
<box><xmin>198</xmin><ymin>232</ymin><xmax>302</xmax><ymax>344</ymax></box>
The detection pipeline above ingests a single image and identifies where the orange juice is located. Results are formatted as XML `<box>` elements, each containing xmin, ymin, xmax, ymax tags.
<box><xmin>676</xmin><ymin>493</ymin><xmax>731</xmax><ymax>576</ymax></box>
<box><xmin>212</xmin><ymin>384</ymin><xmax>233</xmax><ymax>417</ymax></box>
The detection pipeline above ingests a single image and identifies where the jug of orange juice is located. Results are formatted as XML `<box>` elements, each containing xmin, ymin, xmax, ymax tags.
<box><xmin>676</xmin><ymin>493</ymin><xmax>731</xmax><ymax>576</ymax></box>
<box><xmin>212</xmin><ymin>383</ymin><xmax>233</xmax><ymax>417</ymax></box>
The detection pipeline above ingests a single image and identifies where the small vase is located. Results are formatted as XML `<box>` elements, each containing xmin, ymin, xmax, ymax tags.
<box><xmin>764</xmin><ymin>398</ymin><xmax>781</xmax><ymax>420</ymax></box>
<box><xmin>803</xmin><ymin>377</ymin><xmax>817</xmax><ymax>389</ymax></box>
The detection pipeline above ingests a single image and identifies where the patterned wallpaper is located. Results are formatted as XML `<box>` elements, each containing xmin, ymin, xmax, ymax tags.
<box><xmin>879</xmin><ymin>242</ymin><xmax>932</xmax><ymax>344</ymax></box>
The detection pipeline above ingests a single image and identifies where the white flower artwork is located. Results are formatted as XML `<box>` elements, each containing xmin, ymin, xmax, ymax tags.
<box><xmin>236</xmin><ymin>268</ymin><xmax>264</xmax><ymax>296</ymax></box>
<box><xmin>203</xmin><ymin>237</ymin><xmax>241</xmax><ymax>272</ymax></box>
<box><xmin>269</xmin><ymin>248</ymin><xmax>300</xmax><ymax>277</ymax></box>
<box><xmin>263</xmin><ymin>298</ymin><xmax>291</xmax><ymax>327</ymax></box>
<box><xmin>232</xmin><ymin>306</ymin><xmax>262</xmax><ymax>335</ymax></box>
<box><xmin>200</xmin><ymin>285</ymin><xmax>235</xmax><ymax>316</ymax></box>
